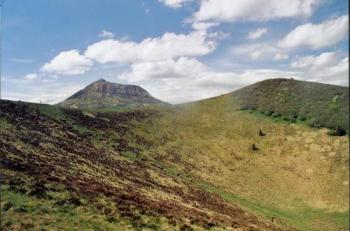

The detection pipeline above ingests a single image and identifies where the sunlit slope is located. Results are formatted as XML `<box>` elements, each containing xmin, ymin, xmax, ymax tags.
<box><xmin>0</xmin><ymin>100</ymin><xmax>285</xmax><ymax>231</ymax></box>
<box><xmin>232</xmin><ymin>78</ymin><xmax>349</xmax><ymax>133</ymax></box>
<box><xmin>1</xmin><ymin>79</ymin><xmax>348</xmax><ymax>231</ymax></box>
<box><xmin>136</xmin><ymin>93</ymin><xmax>349</xmax><ymax>231</ymax></box>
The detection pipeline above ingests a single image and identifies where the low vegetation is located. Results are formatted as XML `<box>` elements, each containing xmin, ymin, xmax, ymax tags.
<box><xmin>0</xmin><ymin>79</ymin><xmax>348</xmax><ymax>230</ymax></box>
<box><xmin>232</xmin><ymin>78</ymin><xmax>349</xmax><ymax>134</ymax></box>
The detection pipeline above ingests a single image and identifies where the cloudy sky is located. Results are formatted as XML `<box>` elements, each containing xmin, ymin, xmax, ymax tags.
<box><xmin>1</xmin><ymin>0</ymin><xmax>348</xmax><ymax>104</ymax></box>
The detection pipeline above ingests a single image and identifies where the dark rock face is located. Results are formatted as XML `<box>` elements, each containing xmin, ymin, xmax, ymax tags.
<box><xmin>58</xmin><ymin>79</ymin><xmax>164</xmax><ymax>109</ymax></box>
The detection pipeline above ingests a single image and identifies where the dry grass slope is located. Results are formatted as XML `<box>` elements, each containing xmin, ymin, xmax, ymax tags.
<box><xmin>0</xmin><ymin>79</ymin><xmax>348</xmax><ymax>231</ymax></box>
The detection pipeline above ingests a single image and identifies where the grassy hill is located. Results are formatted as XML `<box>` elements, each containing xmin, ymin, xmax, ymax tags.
<box><xmin>0</xmin><ymin>100</ymin><xmax>287</xmax><ymax>231</ymax></box>
<box><xmin>231</xmin><ymin>78</ymin><xmax>349</xmax><ymax>133</ymax></box>
<box><xmin>1</xmin><ymin>79</ymin><xmax>349</xmax><ymax>231</ymax></box>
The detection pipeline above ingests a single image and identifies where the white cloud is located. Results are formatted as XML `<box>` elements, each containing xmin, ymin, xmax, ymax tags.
<box><xmin>191</xmin><ymin>22</ymin><xmax>219</xmax><ymax>31</ymax></box>
<box><xmin>41</xmin><ymin>50</ymin><xmax>93</xmax><ymax>75</ymax></box>
<box><xmin>231</xmin><ymin>43</ymin><xmax>282</xmax><ymax>60</ymax></box>
<box><xmin>3</xmin><ymin>81</ymin><xmax>85</xmax><ymax>104</ymax></box>
<box><xmin>24</xmin><ymin>73</ymin><xmax>38</xmax><ymax>80</ymax></box>
<box><xmin>158</xmin><ymin>0</ymin><xmax>192</xmax><ymax>8</ymax></box>
<box><xmin>291</xmin><ymin>52</ymin><xmax>339</xmax><ymax>68</ymax></box>
<box><xmin>247</xmin><ymin>28</ymin><xmax>268</xmax><ymax>40</ymax></box>
<box><xmin>274</xmin><ymin>53</ymin><xmax>289</xmax><ymax>60</ymax></box>
<box><xmin>279</xmin><ymin>15</ymin><xmax>349</xmax><ymax>49</ymax></box>
<box><xmin>99</xmin><ymin>30</ymin><xmax>115</xmax><ymax>39</ymax></box>
<box><xmin>119</xmin><ymin>57</ymin><xmax>206</xmax><ymax>81</ymax></box>
<box><xmin>193</xmin><ymin>0</ymin><xmax>318</xmax><ymax>24</ymax></box>
<box><xmin>85</xmin><ymin>31</ymin><xmax>216</xmax><ymax>64</ymax></box>
<box><xmin>291</xmin><ymin>52</ymin><xmax>348</xmax><ymax>85</ymax></box>
<box><xmin>118</xmin><ymin>56</ymin><xmax>297</xmax><ymax>103</ymax></box>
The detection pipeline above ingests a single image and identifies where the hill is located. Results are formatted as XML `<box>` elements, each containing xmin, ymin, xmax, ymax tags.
<box><xmin>58</xmin><ymin>79</ymin><xmax>165</xmax><ymax>110</ymax></box>
<box><xmin>1</xmin><ymin>78</ymin><xmax>349</xmax><ymax>231</ymax></box>
<box><xmin>0</xmin><ymin>100</ymin><xmax>287</xmax><ymax>231</ymax></box>
<box><xmin>231</xmin><ymin>78</ymin><xmax>349</xmax><ymax>133</ymax></box>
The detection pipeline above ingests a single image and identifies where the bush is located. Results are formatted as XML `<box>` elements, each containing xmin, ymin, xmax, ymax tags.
<box><xmin>328</xmin><ymin>126</ymin><xmax>347</xmax><ymax>136</ymax></box>
<box><xmin>307</xmin><ymin>118</ymin><xmax>321</xmax><ymax>128</ymax></box>
<box><xmin>290</xmin><ymin>112</ymin><xmax>298</xmax><ymax>119</ymax></box>
<box><xmin>282</xmin><ymin>116</ymin><xmax>289</xmax><ymax>121</ymax></box>
<box><xmin>264</xmin><ymin>110</ymin><xmax>274</xmax><ymax>116</ymax></box>
<box><xmin>298</xmin><ymin>115</ymin><xmax>307</xmax><ymax>121</ymax></box>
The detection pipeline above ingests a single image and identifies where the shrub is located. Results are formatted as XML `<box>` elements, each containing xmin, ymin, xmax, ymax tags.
<box><xmin>307</xmin><ymin>118</ymin><xmax>321</xmax><ymax>128</ymax></box>
<box><xmin>328</xmin><ymin>126</ymin><xmax>347</xmax><ymax>136</ymax></box>
<box><xmin>251</xmin><ymin>144</ymin><xmax>259</xmax><ymax>151</ymax></box>
<box><xmin>290</xmin><ymin>112</ymin><xmax>298</xmax><ymax>119</ymax></box>
<box><xmin>298</xmin><ymin>115</ymin><xmax>307</xmax><ymax>121</ymax></box>
<box><xmin>282</xmin><ymin>116</ymin><xmax>289</xmax><ymax>121</ymax></box>
<box><xmin>264</xmin><ymin>110</ymin><xmax>274</xmax><ymax>116</ymax></box>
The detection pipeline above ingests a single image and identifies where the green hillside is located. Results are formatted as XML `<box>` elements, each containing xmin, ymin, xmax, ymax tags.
<box><xmin>1</xmin><ymin>79</ymin><xmax>349</xmax><ymax>231</ymax></box>
<box><xmin>232</xmin><ymin>78</ymin><xmax>349</xmax><ymax>133</ymax></box>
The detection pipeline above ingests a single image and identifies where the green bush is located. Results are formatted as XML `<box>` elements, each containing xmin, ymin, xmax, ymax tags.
<box><xmin>264</xmin><ymin>110</ymin><xmax>274</xmax><ymax>116</ymax></box>
<box><xmin>272</xmin><ymin>112</ymin><xmax>281</xmax><ymax>118</ymax></box>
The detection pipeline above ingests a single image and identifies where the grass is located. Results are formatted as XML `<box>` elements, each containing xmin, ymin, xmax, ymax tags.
<box><xmin>153</xmin><ymin>160</ymin><xmax>349</xmax><ymax>231</ymax></box>
<box><xmin>31</xmin><ymin>103</ymin><xmax>68</xmax><ymax>121</ymax></box>
<box><xmin>132</xmin><ymin>93</ymin><xmax>349</xmax><ymax>231</ymax></box>
<box><xmin>1</xmin><ymin>186</ymin><xmax>132</xmax><ymax>231</ymax></box>
<box><xmin>232</xmin><ymin>78</ymin><xmax>349</xmax><ymax>133</ymax></box>
<box><xmin>0</xmin><ymin>83</ymin><xmax>348</xmax><ymax>231</ymax></box>
<box><xmin>193</xmin><ymin>179</ymin><xmax>349</xmax><ymax>231</ymax></box>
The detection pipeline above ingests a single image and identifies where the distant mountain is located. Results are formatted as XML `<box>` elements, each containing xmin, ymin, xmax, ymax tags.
<box><xmin>58</xmin><ymin>79</ymin><xmax>165</xmax><ymax>109</ymax></box>
<box><xmin>231</xmin><ymin>78</ymin><xmax>349</xmax><ymax>133</ymax></box>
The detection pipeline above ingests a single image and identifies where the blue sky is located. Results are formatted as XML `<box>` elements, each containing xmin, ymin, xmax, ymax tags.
<box><xmin>1</xmin><ymin>0</ymin><xmax>348</xmax><ymax>104</ymax></box>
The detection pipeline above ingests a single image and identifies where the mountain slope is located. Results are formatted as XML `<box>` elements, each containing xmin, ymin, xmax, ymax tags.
<box><xmin>0</xmin><ymin>100</ymin><xmax>287</xmax><ymax>231</ymax></box>
<box><xmin>231</xmin><ymin>78</ymin><xmax>349</xmax><ymax>133</ymax></box>
<box><xmin>1</xmin><ymin>78</ymin><xmax>349</xmax><ymax>231</ymax></box>
<box><xmin>58</xmin><ymin>79</ymin><xmax>165</xmax><ymax>109</ymax></box>
<box><xmin>142</xmin><ymin>95</ymin><xmax>348</xmax><ymax>231</ymax></box>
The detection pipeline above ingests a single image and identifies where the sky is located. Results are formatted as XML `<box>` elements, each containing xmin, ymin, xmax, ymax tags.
<box><xmin>1</xmin><ymin>0</ymin><xmax>348</xmax><ymax>104</ymax></box>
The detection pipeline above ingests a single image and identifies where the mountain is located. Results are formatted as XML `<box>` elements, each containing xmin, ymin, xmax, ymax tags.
<box><xmin>1</xmin><ymin>78</ymin><xmax>348</xmax><ymax>231</ymax></box>
<box><xmin>231</xmin><ymin>78</ymin><xmax>349</xmax><ymax>133</ymax></box>
<box><xmin>58</xmin><ymin>79</ymin><xmax>165</xmax><ymax>109</ymax></box>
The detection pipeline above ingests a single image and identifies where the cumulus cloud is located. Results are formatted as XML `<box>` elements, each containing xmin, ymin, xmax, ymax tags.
<box><xmin>158</xmin><ymin>0</ymin><xmax>192</xmax><ymax>8</ymax></box>
<box><xmin>119</xmin><ymin>57</ymin><xmax>206</xmax><ymax>81</ymax></box>
<box><xmin>291</xmin><ymin>52</ymin><xmax>348</xmax><ymax>85</ymax></box>
<box><xmin>191</xmin><ymin>22</ymin><xmax>219</xmax><ymax>31</ymax></box>
<box><xmin>99</xmin><ymin>30</ymin><xmax>115</xmax><ymax>39</ymax></box>
<box><xmin>192</xmin><ymin>0</ymin><xmax>318</xmax><ymax>24</ymax></box>
<box><xmin>41</xmin><ymin>50</ymin><xmax>93</xmax><ymax>75</ymax></box>
<box><xmin>247</xmin><ymin>28</ymin><xmax>268</xmax><ymax>40</ymax></box>
<box><xmin>85</xmin><ymin>31</ymin><xmax>216</xmax><ymax>64</ymax></box>
<box><xmin>118</xmin><ymin>57</ymin><xmax>297</xmax><ymax>103</ymax></box>
<box><xmin>278</xmin><ymin>15</ymin><xmax>348</xmax><ymax>49</ymax></box>
<box><xmin>291</xmin><ymin>52</ymin><xmax>339</xmax><ymax>68</ymax></box>
<box><xmin>231</xmin><ymin>43</ymin><xmax>283</xmax><ymax>60</ymax></box>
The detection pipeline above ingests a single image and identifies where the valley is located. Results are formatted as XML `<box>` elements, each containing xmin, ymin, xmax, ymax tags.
<box><xmin>0</xmin><ymin>78</ymin><xmax>348</xmax><ymax>231</ymax></box>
